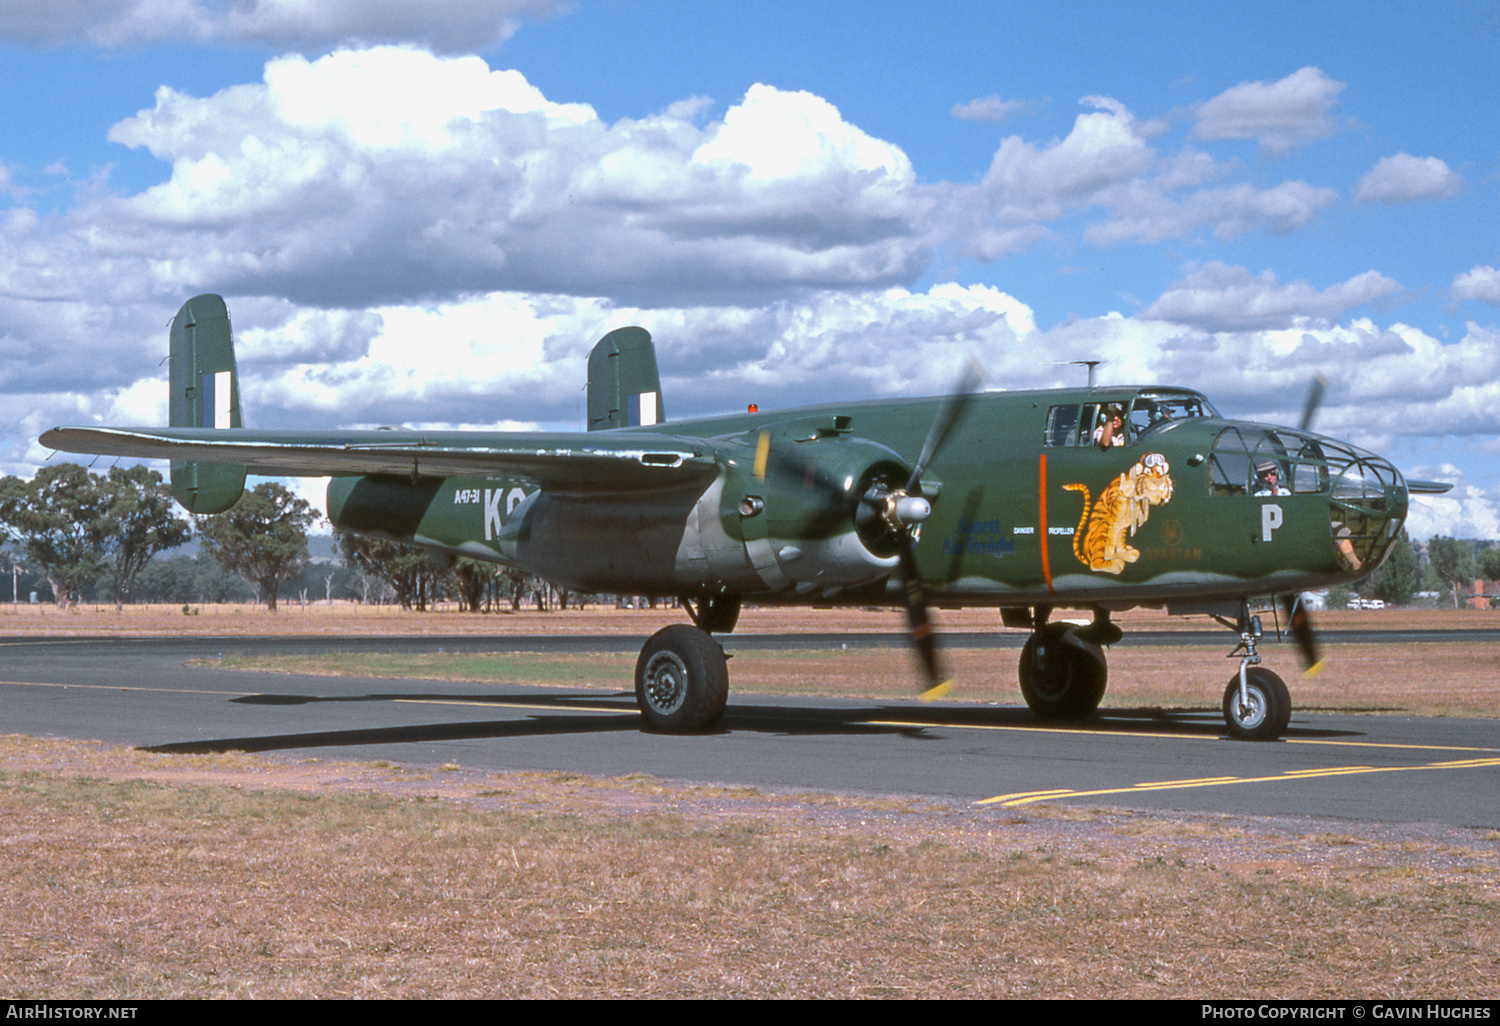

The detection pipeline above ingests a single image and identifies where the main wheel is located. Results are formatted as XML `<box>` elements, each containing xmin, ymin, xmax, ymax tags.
<box><xmin>1222</xmin><ymin>667</ymin><xmax>1291</xmax><ymax>741</ymax></box>
<box><xmin>1018</xmin><ymin>623</ymin><xmax>1107</xmax><ymax>721</ymax></box>
<box><xmin>635</xmin><ymin>624</ymin><xmax>729</xmax><ymax>733</ymax></box>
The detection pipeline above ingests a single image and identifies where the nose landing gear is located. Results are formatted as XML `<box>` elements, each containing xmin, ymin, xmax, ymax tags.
<box><xmin>1219</xmin><ymin>607</ymin><xmax>1291</xmax><ymax>741</ymax></box>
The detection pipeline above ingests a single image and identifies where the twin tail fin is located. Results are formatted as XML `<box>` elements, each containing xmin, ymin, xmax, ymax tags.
<box><xmin>168</xmin><ymin>294</ymin><xmax>246</xmax><ymax>513</ymax></box>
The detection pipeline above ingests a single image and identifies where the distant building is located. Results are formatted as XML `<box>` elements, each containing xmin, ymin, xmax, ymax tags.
<box><xmin>1465</xmin><ymin>580</ymin><xmax>1500</xmax><ymax>611</ymax></box>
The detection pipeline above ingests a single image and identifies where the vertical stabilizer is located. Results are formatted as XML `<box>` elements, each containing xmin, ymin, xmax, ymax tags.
<box><xmin>586</xmin><ymin>326</ymin><xmax>665</xmax><ymax>431</ymax></box>
<box><xmin>168</xmin><ymin>294</ymin><xmax>247</xmax><ymax>513</ymax></box>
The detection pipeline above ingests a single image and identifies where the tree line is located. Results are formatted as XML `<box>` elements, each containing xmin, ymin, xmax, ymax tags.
<box><xmin>1</xmin><ymin>463</ymin><xmax>1496</xmax><ymax>612</ymax></box>
<box><xmin>0</xmin><ymin>464</ymin><xmax>599</xmax><ymax>612</ymax></box>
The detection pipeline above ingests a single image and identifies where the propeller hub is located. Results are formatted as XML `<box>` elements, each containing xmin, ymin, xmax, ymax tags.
<box><xmin>885</xmin><ymin>493</ymin><xmax>931</xmax><ymax>529</ymax></box>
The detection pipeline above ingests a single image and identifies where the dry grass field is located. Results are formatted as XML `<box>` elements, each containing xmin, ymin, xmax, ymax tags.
<box><xmin>2</xmin><ymin>597</ymin><xmax>1495</xmax><ymax>637</ymax></box>
<box><xmin>62</xmin><ymin>600</ymin><xmax>1485</xmax><ymax>719</ymax></box>
<box><xmin>1</xmin><ymin>603</ymin><xmax>1496</xmax><ymax>998</ymax></box>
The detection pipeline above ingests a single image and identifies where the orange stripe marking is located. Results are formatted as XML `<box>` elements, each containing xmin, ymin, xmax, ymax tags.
<box><xmin>1039</xmin><ymin>453</ymin><xmax>1054</xmax><ymax>593</ymax></box>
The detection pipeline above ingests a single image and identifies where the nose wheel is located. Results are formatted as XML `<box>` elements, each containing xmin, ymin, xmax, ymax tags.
<box><xmin>1218</xmin><ymin>608</ymin><xmax>1292</xmax><ymax>740</ymax></box>
<box><xmin>1223</xmin><ymin>667</ymin><xmax>1291</xmax><ymax>740</ymax></box>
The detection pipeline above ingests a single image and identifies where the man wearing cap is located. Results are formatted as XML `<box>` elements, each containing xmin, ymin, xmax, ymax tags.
<box><xmin>1253</xmin><ymin>459</ymin><xmax>1290</xmax><ymax>496</ymax></box>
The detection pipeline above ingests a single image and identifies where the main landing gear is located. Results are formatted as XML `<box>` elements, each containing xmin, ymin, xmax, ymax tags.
<box><xmin>1016</xmin><ymin>608</ymin><xmax>1112</xmax><ymax>721</ymax></box>
<box><xmin>632</xmin><ymin>595</ymin><xmax>741</xmax><ymax>733</ymax></box>
<box><xmin>635</xmin><ymin>624</ymin><xmax>729</xmax><ymax>732</ymax></box>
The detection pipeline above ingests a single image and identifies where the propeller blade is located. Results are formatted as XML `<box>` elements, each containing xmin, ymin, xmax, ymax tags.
<box><xmin>1298</xmin><ymin>373</ymin><xmax>1327</xmax><ymax>433</ymax></box>
<box><xmin>1281</xmin><ymin>593</ymin><xmax>1325</xmax><ymax>677</ymax></box>
<box><xmin>898</xmin><ymin>359</ymin><xmax>984</xmax><ymax>699</ymax></box>
<box><xmin>905</xmin><ymin>359</ymin><xmax>985</xmax><ymax>493</ymax></box>
<box><xmin>899</xmin><ymin>543</ymin><xmax>952</xmax><ymax>699</ymax></box>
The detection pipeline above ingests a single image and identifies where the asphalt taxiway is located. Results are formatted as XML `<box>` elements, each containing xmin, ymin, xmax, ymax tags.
<box><xmin>2</xmin><ymin>633</ymin><xmax>1495</xmax><ymax>830</ymax></box>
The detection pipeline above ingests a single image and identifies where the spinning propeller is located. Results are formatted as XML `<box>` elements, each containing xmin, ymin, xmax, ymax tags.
<box><xmin>891</xmin><ymin>360</ymin><xmax>985</xmax><ymax>698</ymax></box>
<box><xmin>757</xmin><ymin>360</ymin><xmax>984</xmax><ymax>699</ymax></box>
<box><xmin>1282</xmin><ymin>372</ymin><xmax>1328</xmax><ymax>676</ymax></box>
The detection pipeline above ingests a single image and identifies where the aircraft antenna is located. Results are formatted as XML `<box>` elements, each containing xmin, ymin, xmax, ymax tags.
<box><xmin>1049</xmin><ymin>360</ymin><xmax>1104</xmax><ymax>387</ymax></box>
<box><xmin>1075</xmin><ymin>360</ymin><xmax>1102</xmax><ymax>388</ymax></box>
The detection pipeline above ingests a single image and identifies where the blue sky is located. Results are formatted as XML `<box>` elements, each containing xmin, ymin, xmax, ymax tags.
<box><xmin>1</xmin><ymin>0</ymin><xmax>1497</xmax><ymax>538</ymax></box>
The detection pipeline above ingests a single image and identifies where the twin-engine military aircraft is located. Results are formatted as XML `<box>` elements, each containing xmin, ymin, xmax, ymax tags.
<box><xmin>42</xmin><ymin>295</ymin><xmax>1450</xmax><ymax>740</ymax></box>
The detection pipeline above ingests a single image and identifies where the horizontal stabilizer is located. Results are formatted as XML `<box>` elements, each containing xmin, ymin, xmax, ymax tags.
<box><xmin>1405</xmin><ymin>479</ymin><xmax>1453</xmax><ymax>495</ymax></box>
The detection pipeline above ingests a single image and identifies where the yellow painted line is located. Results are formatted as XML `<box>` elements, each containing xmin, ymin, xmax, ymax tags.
<box><xmin>977</xmin><ymin>757</ymin><xmax>1500</xmax><ymax>807</ymax></box>
<box><xmin>1283</xmin><ymin>765</ymin><xmax>1376</xmax><ymax>777</ymax></box>
<box><xmin>986</xmin><ymin>788</ymin><xmax>1076</xmax><ymax>802</ymax></box>
<box><xmin>868</xmin><ymin>717</ymin><xmax>1498</xmax><ymax>755</ymax></box>
<box><xmin>1287</xmin><ymin>737</ymin><xmax>1500</xmax><ymax>753</ymax></box>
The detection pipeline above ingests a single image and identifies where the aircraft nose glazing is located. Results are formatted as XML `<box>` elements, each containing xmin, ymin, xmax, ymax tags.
<box><xmin>1327</xmin><ymin>452</ymin><xmax>1407</xmax><ymax>572</ymax></box>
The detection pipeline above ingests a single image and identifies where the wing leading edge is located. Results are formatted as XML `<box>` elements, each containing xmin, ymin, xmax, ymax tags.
<box><xmin>39</xmin><ymin>426</ymin><xmax>720</xmax><ymax>494</ymax></box>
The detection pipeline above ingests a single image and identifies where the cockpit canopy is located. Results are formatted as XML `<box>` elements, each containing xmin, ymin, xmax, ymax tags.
<box><xmin>1044</xmin><ymin>389</ymin><xmax>1217</xmax><ymax>448</ymax></box>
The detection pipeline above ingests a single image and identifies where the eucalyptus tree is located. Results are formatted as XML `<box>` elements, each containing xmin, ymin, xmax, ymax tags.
<box><xmin>100</xmin><ymin>465</ymin><xmax>192</xmax><ymax>609</ymax></box>
<box><xmin>197</xmin><ymin>483</ymin><xmax>322</xmax><ymax>611</ymax></box>
<box><xmin>0</xmin><ymin>463</ymin><xmax>111</xmax><ymax>607</ymax></box>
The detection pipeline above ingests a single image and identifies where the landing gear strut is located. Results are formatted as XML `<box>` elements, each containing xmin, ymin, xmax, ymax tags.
<box><xmin>634</xmin><ymin>624</ymin><xmax>729</xmax><ymax>733</ymax></box>
<box><xmin>1017</xmin><ymin>610</ymin><xmax>1108</xmax><ymax>721</ymax></box>
<box><xmin>682</xmin><ymin>593</ymin><xmax>741</xmax><ymax>635</ymax></box>
<box><xmin>1220</xmin><ymin>608</ymin><xmax>1291</xmax><ymax>740</ymax></box>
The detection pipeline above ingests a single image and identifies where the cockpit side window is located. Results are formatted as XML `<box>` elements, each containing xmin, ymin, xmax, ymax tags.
<box><xmin>1209</xmin><ymin>427</ymin><xmax>1253</xmax><ymax>497</ymax></box>
<box><xmin>1252</xmin><ymin>431</ymin><xmax>1294</xmax><ymax>496</ymax></box>
<box><xmin>1130</xmin><ymin>392</ymin><xmax>1216</xmax><ymax>441</ymax></box>
<box><xmin>1044</xmin><ymin>404</ymin><xmax>1080</xmax><ymax>447</ymax></box>
<box><xmin>1044</xmin><ymin>402</ymin><xmax>1125</xmax><ymax>447</ymax></box>
<box><xmin>1292</xmin><ymin>439</ymin><xmax>1328</xmax><ymax>494</ymax></box>
<box><xmin>1091</xmin><ymin>403</ymin><xmax>1127</xmax><ymax>449</ymax></box>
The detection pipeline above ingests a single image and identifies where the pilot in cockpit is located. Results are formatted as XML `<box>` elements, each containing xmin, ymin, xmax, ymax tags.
<box><xmin>1253</xmin><ymin>459</ymin><xmax>1290</xmax><ymax>496</ymax></box>
<box><xmin>1093</xmin><ymin>405</ymin><xmax>1125</xmax><ymax>450</ymax></box>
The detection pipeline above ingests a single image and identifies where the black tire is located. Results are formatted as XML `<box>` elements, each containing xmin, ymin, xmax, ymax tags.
<box><xmin>1018</xmin><ymin>623</ymin><xmax>1107</xmax><ymax>720</ymax></box>
<box><xmin>635</xmin><ymin>624</ymin><xmax>729</xmax><ymax>732</ymax></box>
<box><xmin>1222</xmin><ymin>667</ymin><xmax>1291</xmax><ymax>741</ymax></box>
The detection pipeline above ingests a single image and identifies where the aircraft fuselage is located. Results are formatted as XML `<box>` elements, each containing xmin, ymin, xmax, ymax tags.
<box><xmin>326</xmin><ymin>384</ymin><xmax>1408</xmax><ymax>612</ymax></box>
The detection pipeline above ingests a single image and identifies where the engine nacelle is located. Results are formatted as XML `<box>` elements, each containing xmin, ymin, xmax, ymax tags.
<box><xmin>712</xmin><ymin>420</ymin><xmax>918</xmax><ymax>597</ymax></box>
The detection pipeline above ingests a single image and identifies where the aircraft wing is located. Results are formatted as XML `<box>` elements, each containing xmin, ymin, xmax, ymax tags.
<box><xmin>39</xmin><ymin>426</ymin><xmax>721</xmax><ymax>494</ymax></box>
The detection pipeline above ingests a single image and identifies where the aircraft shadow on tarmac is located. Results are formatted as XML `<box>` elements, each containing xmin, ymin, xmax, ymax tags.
<box><xmin>141</xmin><ymin>687</ymin><xmax>1364</xmax><ymax>755</ymax></box>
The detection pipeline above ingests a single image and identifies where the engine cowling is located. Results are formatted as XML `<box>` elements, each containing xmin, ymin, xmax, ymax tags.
<box><xmin>713</xmin><ymin>419</ymin><xmax>927</xmax><ymax>596</ymax></box>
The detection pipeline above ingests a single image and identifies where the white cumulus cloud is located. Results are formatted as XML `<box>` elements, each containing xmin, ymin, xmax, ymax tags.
<box><xmin>1452</xmin><ymin>265</ymin><xmax>1500</xmax><ymax>305</ymax></box>
<box><xmin>1142</xmin><ymin>263</ymin><xmax>1402</xmax><ymax>331</ymax></box>
<box><xmin>1354</xmin><ymin>153</ymin><xmax>1463</xmax><ymax>204</ymax></box>
<box><xmin>95</xmin><ymin>48</ymin><xmax>934</xmax><ymax>308</ymax></box>
<box><xmin>1191</xmin><ymin>67</ymin><xmax>1346</xmax><ymax>158</ymax></box>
